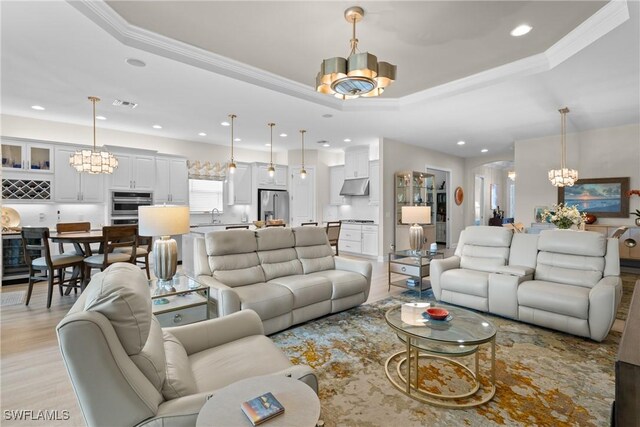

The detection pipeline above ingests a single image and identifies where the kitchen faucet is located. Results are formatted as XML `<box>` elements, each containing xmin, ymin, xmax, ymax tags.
<box><xmin>211</xmin><ymin>208</ymin><xmax>221</xmax><ymax>224</ymax></box>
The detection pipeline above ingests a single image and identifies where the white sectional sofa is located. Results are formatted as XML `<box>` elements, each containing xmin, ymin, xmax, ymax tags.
<box><xmin>431</xmin><ymin>226</ymin><xmax>622</xmax><ymax>341</ymax></box>
<box><xmin>193</xmin><ymin>226</ymin><xmax>372</xmax><ymax>335</ymax></box>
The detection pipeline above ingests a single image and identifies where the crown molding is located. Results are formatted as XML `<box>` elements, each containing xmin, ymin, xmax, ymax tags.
<box><xmin>69</xmin><ymin>0</ymin><xmax>629</xmax><ymax>112</ymax></box>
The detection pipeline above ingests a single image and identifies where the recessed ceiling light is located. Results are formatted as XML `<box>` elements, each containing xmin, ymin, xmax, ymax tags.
<box><xmin>198</xmin><ymin>132</ymin><xmax>207</xmax><ymax>136</ymax></box>
<box><xmin>125</xmin><ymin>58</ymin><xmax>146</xmax><ymax>67</ymax></box>
<box><xmin>221</xmin><ymin>121</ymin><xmax>230</xmax><ymax>126</ymax></box>
<box><xmin>265</xmin><ymin>143</ymin><xmax>271</xmax><ymax>147</ymax></box>
<box><xmin>323</xmin><ymin>143</ymin><xmax>331</xmax><ymax>147</ymax></box>
<box><xmin>234</xmin><ymin>138</ymin><xmax>241</xmax><ymax>142</ymax></box>
<box><xmin>457</xmin><ymin>140</ymin><xmax>465</xmax><ymax>145</ymax></box>
<box><xmin>510</xmin><ymin>24</ymin><xmax>532</xmax><ymax>37</ymax></box>
<box><xmin>152</xmin><ymin>125</ymin><xmax>162</xmax><ymax>129</ymax></box>
<box><xmin>96</xmin><ymin>115</ymin><xmax>107</xmax><ymax>120</ymax></box>
<box><xmin>344</xmin><ymin>138</ymin><xmax>351</xmax><ymax>142</ymax></box>
<box><xmin>31</xmin><ymin>105</ymin><xmax>45</xmax><ymax>111</ymax></box>
<box><xmin>481</xmin><ymin>148</ymin><xmax>489</xmax><ymax>153</ymax></box>
<box><xmin>279</xmin><ymin>133</ymin><xmax>287</xmax><ymax>137</ymax></box>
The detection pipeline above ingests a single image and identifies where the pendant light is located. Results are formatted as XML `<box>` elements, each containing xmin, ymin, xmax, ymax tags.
<box><xmin>228</xmin><ymin>114</ymin><xmax>237</xmax><ymax>174</ymax></box>
<box><xmin>69</xmin><ymin>96</ymin><xmax>118</xmax><ymax>174</ymax></box>
<box><xmin>548</xmin><ymin>107</ymin><xmax>578</xmax><ymax>187</ymax></box>
<box><xmin>299</xmin><ymin>129</ymin><xmax>307</xmax><ymax>179</ymax></box>
<box><xmin>267</xmin><ymin>123</ymin><xmax>276</xmax><ymax>177</ymax></box>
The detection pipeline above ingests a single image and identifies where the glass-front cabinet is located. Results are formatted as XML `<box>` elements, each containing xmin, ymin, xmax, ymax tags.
<box><xmin>1</xmin><ymin>139</ymin><xmax>53</xmax><ymax>172</ymax></box>
<box><xmin>394</xmin><ymin>171</ymin><xmax>436</xmax><ymax>251</ymax></box>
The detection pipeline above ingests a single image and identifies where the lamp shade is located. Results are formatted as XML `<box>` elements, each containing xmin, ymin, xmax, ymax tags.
<box><xmin>139</xmin><ymin>205</ymin><xmax>190</xmax><ymax>237</ymax></box>
<box><xmin>402</xmin><ymin>206</ymin><xmax>431</xmax><ymax>225</ymax></box>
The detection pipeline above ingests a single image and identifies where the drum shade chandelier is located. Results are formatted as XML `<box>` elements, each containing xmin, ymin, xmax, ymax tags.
<box><xmin>228</xmin><ymin>114</ymin><xmax>237</xmax><ymax>174</ymax></box>
<box><xmin>316</xmin><ymin>6</ymin><xmax>396</xmax><ymax>100</ymax></box>
<box><xmin>548</xmin><ymin>107</ymin><xmax>578</xmax><ymax>187</ymax></box>
<box><xmin>70</xmin><ymin>96</ymin><xmax>118</xmax><ymax>174</ymax></box>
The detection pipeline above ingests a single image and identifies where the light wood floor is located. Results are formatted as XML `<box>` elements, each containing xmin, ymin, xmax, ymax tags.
<box><xmin>0</xmin><ymin>253</ymin><xmax>625</xmax><ymax>426</ymax></box>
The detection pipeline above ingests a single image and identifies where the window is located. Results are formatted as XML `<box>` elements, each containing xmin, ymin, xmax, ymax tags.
<box><xmin>188</xmin><ymin>179</ymin><xmax>224</xmax><ymax>213</ymax></box>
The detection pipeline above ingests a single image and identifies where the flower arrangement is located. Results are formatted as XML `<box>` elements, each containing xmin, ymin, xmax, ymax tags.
<box><xmin>626</xmin><ymin>189</ymin><xmax>640</xmax><ymax>197</ymax></box>
<box><xmin>542</xmin><ymin>203</ymin><xmax>587</xmax><ymax>229</ymax></box>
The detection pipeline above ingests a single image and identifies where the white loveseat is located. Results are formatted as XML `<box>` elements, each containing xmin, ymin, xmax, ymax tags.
<box><xmin>193</xmin><ymin>226</ymin><xmax>372</xmax><ymax>334</ymax></box>
<box><xmin>431</xmin><ymin>226</ymin><xmax>622</xmax><ymax>341</ymax></box>
<box><xmin>57</xmin><ymin>263</ymin><xmax>317</xmax><ymax>427</ymax></box>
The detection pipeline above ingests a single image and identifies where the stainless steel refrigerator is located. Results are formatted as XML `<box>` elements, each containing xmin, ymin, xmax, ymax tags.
<box><xmin>258</xmin><ymin>189</ymin><xmax>289</xmax><ymax>224</ymax></box>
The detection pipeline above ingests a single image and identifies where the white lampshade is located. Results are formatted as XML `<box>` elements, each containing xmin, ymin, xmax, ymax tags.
<box><xmin>139</xmin><ymin>205</ymin><xmax>190</xmax><ymax>237</ymax></box>
<box><xmin>402</xmin><ymin>206</ymin><xmax>431</xmax><ymax>225</ymax></box>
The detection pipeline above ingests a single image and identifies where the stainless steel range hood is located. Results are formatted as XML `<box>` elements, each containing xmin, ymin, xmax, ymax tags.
<box><xmin>340</xmin><ymin>178</ymin><xmax>370</xmax><ymax>196</ymax></box>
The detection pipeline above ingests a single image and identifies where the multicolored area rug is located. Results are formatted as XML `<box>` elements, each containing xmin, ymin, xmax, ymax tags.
<box><xmin>272</xmin><ymin>292</ymin><xmax>619</xmax><ymax>427</ymax></box>
<box><xmin>617</xmin><ymin>273</ymin><xmax>638</xmax><ymax>320</ymax></box>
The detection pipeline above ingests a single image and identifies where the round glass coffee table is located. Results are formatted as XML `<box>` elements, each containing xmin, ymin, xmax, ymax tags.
<box><xmin>384</xmin><ymin>303</ymin><xmax>497</xmax><ymax>408</ymax></box>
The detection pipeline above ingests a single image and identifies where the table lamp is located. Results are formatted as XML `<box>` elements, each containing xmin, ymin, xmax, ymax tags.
<box><xmin>402</xmin><ymin>206</ymin><xmax>431</xmax><ymax>253</ymax></box>
<box><xmin>139</xmin><ymin>205</ymin><xmax>190</xmax><ymax>284</ymax></box>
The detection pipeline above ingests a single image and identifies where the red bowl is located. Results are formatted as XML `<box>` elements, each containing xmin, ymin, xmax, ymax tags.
<box><xmin>426</xmin><ymin>307</ymin><xmax>449</xmax><ymax>320</ymax></box>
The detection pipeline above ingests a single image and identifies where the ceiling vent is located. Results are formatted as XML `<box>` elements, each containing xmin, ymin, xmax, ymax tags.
<box><xmin>112</xmin><ymin>99</ymin><xmax>138</xmax><ymax>109</ymax></box>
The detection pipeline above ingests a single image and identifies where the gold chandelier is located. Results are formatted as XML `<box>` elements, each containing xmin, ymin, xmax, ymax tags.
<box><xmin>316</xmin><ymin>6</ymin><xmax>396</xmax><ymax>100</ymax></box>
<box><xmin>548</xmin><ymin>107</ymin><xmax>578</xmax><ymax>187</ymax></box>
<box><xmin>70</xmin><ymin>96</ymin><xmax>118</xmax><ymax>174</ymax></box>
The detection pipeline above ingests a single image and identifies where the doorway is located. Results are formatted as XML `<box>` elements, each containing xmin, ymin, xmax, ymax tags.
<box><xmin>426</xmin><ymin>167</ymin><xmax>451</xmax><ymax>248</ymax></box>
<box><xmin>474</xmin><ymin>175</ymin><xmax>485</xmax><ymax>225</ymax></box>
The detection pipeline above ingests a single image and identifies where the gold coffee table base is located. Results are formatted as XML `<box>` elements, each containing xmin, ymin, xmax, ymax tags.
<box><xmin>384</xmin><ymin>339</ymin><xmax>496</xmax><ymax>408</ymax></box>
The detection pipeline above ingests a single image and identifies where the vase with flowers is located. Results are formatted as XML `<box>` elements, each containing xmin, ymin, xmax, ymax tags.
<box><xmin>542</xmin><ymin>203</ymin><xmax>586</xmax><ymax>229</ymax></box>
<box><xmin>627</xmin><ymin>189</ymin><xmax>640</xmax><ymax>226</ymax></box>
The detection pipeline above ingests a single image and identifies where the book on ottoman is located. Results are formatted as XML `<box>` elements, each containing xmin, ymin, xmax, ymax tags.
<box><xmin>241</xmin><ymin>392</ymin><xmax>285</xmax><ymax>425</ymax></box>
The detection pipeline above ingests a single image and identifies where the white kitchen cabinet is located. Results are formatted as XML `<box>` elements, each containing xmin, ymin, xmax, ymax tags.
<box><xmin>228</xmin><ymin>162</ymin><xmax>252</xmax><ymax>205</ymax></box>
<box><xmin>290</xmin><ymin>166</ymin><xmax>316</xmax><ymax>226</ymax></box>
<box><xmin>361</xmin><ymin>226</ymin><xmax>378</xmax><ymax>256</ymax></box>
<box><xmin>368</xmin><ymin>160</ymin><xmax>379</xmax><ymax>205</ymax></box>
<box><xmin>53</xmin><ymin>147</ymin><xmax>103</xmax><ymax>202</ymax></box>
<box><xmin>329</xmin><ymin>165</ymin><xmax>348</xmax><ymax>205</ymax></box>
<box><xmin>2</xmin><ymin>138</ymin><xmax>53</xmax><ymax>173</ymax></box>
<box><xmin>339</xmin><ymin>223</ymin><xmax>378</xmax><ymax>257</ymax></box>
<box><xmin>155</xmin><ymin>157</ymin><xmax>189</xmax><ymax>204</ymax></box>
<box><xmin>255</xmin><ymin>163</ymin><xmax>287</xmax><ymax>189</ymax></box>
<box><xmin>110</xmin><ymin>154</ymin><xmax>155</xmax><ymax>190</ymax></box>
<box><xmin>344</xmin><ymin>147</ymin><xmax>369</xmax><ymax>179</ymax></box>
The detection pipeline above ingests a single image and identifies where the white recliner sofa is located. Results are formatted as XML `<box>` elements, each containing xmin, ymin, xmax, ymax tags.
<box><xmin>431</xmin><ymin>226</ymin><xmax>622</xmax><ymax>341</ymax></box>
<box><xmin>57</xmin><ymin>263</ymin><xmax>317</xmax><ymax>427</ymax></box>
<box><xmin>193</xmin><ymin>226</ymin><xmax>372</xmax><ymax>335</ymax></box>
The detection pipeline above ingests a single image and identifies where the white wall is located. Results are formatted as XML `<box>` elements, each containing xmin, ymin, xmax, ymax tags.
<box><xmin>515</xmin><ymin>123</ymin><xmax>640</xmax><ymax>225</ymax></box>
<box><xmin>381</xmin><ymin>138</ymin><xmax>466</xmax><ymax>253</ymax></box>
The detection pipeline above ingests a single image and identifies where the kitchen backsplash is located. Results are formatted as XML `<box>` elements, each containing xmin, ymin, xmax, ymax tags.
<box><xmin>3</xmin><ymin>203</ymin><xmax>107</xmax><ymax>229</ymax></box>
<box><xmin>323</xmin><ymin>196</ymin><xmax>379</xmax><ymax>223</ymax></box>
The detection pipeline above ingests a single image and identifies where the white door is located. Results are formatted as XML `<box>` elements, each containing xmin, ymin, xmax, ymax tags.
<box><xmin>53</xmin><ymin>148</ymin><xmax>80</xmax><ymax>202</ymax></box>
<box><xmin>362</xmin><ymin>230</ymin><xmax>378</xmax><ymax>256</ymax></box>
<box><xmin>110</xmin><ymin>154</ymin><xmax>132</xmax><ymax>189</ymax></box>
<box><xmin>133</xmin><ymin>156</ymin><xmax>156</xmax><ymax>190</ymax></box>
<box><xmin>81</xmin><ymin>172</ymin><xmax>104</xmax><ymax>203</ymax></box>
<box><xmin>474</xmin><ymin>175</ymin><xmax>485</xmax><ymax>225</ymax></box>
<box><xmin>169</xmin><ymin>158</ymin><xmax>189</xmax><ymax>204</ymax></box>
<box><xmin>155</xmin><ymin>157</ymin><xmax>171</xmax><ymax>203</ymax></box>
<box><xmin>290</xmin><ymin>167</ymin><xmax>315</xmax><ymax>226</ymax></box>
<box><xmin>275</xmin><ymin>166</ymin><xmax>288</xmax><ymax>188</ymax></box>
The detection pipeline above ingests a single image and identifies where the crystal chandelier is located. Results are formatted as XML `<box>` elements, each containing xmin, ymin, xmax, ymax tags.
<box><xmin>548</xmin><ymin>107</ymin><xmax>578</xmax><ymax>187</ymax></box>
<box><xmin>70</xmin><ymin>96</ymin><xmax>118</xmax><ymax>174</ymax></box>
<box><xmin>316</xmin><ymin>6</ymin><xmax>396</xmax><ymax>100</ymax></box>
<box><xmin>299</xmin><ymin>129</ymin><xmax>307</xmax><ymax>179</ymax></box>
<box><xmin>228</xmin><ymin>114</ymin><xmax>237</xmax><ymax>174</ymax></box>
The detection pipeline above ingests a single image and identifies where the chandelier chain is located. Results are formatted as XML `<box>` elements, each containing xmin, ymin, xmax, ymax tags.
<box><xmin>268</xmin><ymin>123</ymin><xmax>275</xmax><ymax>166</ymax></box>
<box><xmin>300</xmin><ymin>129</ymin><xmax>306</xmax><ymax>167</ymax></box>
<box><xmin>229</xmin><ymin>114</ymin><xmax>236</xmax><ymax>162</ymax></box>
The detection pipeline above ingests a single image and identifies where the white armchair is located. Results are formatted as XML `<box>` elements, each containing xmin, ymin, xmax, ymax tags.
<box><xmin>57</xmin><ymin>263</ymin><xmax>317</xmax><ymax>427</ymax></box>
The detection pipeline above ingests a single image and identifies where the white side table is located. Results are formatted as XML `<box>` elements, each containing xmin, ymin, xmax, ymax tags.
<box><xmin>196</xmin><ymin>375</ymin><xmax>320</xmax><ymax>427</ymax></box>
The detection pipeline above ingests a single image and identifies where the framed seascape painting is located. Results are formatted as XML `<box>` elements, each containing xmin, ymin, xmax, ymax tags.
<box><xmin>558</xmin><ymin>177</ymin><xmax>630</xmax><ymax>218</ymax></box>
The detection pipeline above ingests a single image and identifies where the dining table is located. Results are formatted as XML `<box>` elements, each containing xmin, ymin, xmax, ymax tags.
<box><xmin>50</xmin><ymin>230</ymin><xmax>104</xmax><ymax>290</ymax></box>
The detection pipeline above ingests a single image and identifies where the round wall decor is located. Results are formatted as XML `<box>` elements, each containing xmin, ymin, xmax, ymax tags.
<box><xmin>454</xmin><ymin>187</ymin><xmax>464</xmax><ymax>205</ymax></box>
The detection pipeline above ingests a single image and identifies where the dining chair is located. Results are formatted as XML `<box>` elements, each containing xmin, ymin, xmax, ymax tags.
<box><xmin>56</xmin><ymin>222</ymin><xmax>92</xmax><ymax>255</ymax></box>
<box><xmin>326</xmin><ymin>221</ymin><xmax>341</xmax><ymax>255</ymax></box>
<box><xmin>115</xmin><ymin>233</ymin><xmax>152</xmax><ymax>279</ymax></box>
<box><xmin>301</xmin><ymin>222</ymin><xmax>318</xmax><ymax>226</ymax></box>
<box><xmin>266</xmin><ymin>223</ymin><xmax>286</xmax><ymax>228</ymax></box>
<box><xmin>21</xmin><ymin>227</ymin><xmax>85</xmax><ymax>308</ymax></box>
<box><xmin>226</xmin><ymin>225</ymin><xmax>250</xmax><ymax>229</ymax></box>
<box><xmin>83</xmin><ymin>225</ymin><xmax>137</xmax><ymax>284</ymax></box>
